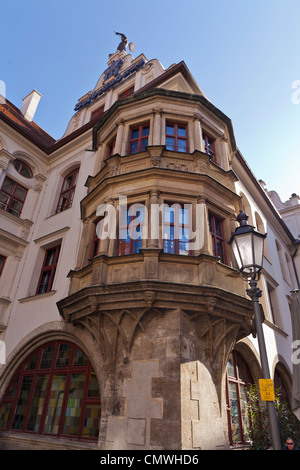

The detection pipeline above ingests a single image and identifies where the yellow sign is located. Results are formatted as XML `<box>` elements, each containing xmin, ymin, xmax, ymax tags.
<box><xmin>259</xmin><ymin>379</ymin><xmax>275</xmax><ymax>401</ymax></box>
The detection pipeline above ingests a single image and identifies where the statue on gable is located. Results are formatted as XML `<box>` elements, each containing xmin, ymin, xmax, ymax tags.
<box><xmin>115</xmin><ymin>32</ymin><xmax>128</xmax><ymax>52</ymax></box>
<box><xmin>114</xmin><ymin>32</ymin><xmax>135</xmax><ymax>54</ymax></box>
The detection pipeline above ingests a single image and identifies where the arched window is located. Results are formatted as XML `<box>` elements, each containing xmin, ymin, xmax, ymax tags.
<box><xmin>226</xmin><ymin>350</ymin><xmax>254</xmax><ymax>445</ymax></box>
<box><xmin>0</xmin><ymin>341</ymin><xmax>101</xmax><ymax>441</ymax></box>
<box><xmin>56</xmin><ymin>168</ymin><xmax>79</xmax><ymax>213</ymax></box>
<box><xmin>13</xmin><ymin>159</ymin><xmax>33</xmax><ymax>178</ymax></box>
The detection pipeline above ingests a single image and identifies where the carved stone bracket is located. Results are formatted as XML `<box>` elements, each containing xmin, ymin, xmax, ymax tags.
<box><xmin>73</xmin><ymin>306</ymin><xmax>152</xmax><ymax>371</ymax></box>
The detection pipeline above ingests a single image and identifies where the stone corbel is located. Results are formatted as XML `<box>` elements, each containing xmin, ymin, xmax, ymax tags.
<box><xmin>34</xmin><ymin>174</ymin><xmax>47</xmax><ymax>192</ymax></box>
<box><xmin>0</xmin><ymin>149</ymin><xmax>14</xmax><ymax>171</ymax></box>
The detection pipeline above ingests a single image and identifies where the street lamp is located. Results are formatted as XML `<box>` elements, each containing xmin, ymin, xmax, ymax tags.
<box><xmin>229</xmin><ymin>210</ymin><xmax>282</xmax><ymax>450</ymax></box>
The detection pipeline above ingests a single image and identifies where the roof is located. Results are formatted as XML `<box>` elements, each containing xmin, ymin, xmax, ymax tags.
<box><xmin>0</xmin><ymin>98</ymin><xmax>56</xmax><ymax>150</ymax></box>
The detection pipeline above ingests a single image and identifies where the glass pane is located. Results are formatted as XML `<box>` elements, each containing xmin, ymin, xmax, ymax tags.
<box><xmin>178</xmin><ymin>126</ymin><xmax>186</xmax><ymax>137</ymax></box>
<box><xmin>215</xmin><ymin>219</ymin><xmax>222</xmax><ymax>237</ymax></box>
<box><xmin>63</xmin><ymin>173</ymin><xmax>74</xmax><ymax>190</ymax></box>
<box><xmin>6</xmin><ymin>375</ymin><xmax>20</xmax><ymax>398</ymax></box>
<box><xmin>0</xmin><ymin>402</ymin><xmax>13</xmax><ymax>429</ymax></box>
<box><xmin>14</xmin><ymin>186</ymin><xmax>27</xmax><ymax>201</ymax></box>
<box><xmin>240</xmin><ymin>384</ymin><xmax>249</xmax><ymax>434</ymax></box>
<box><xmin>20</xmin><ymin>165</ymin><xmax>32</xmax><ymax>178</ymax></box>
<box><xmin>82</xmin><ymin>404</ymin><xmax>101</xmax><ymax>438</ymax></box>
<box><xmin>166</xmin><ymin>137</ymin><xmax>174</xmax><ymax>150</ymax></box>
<box><xmin>0</xmin><ymin>191</ymin><xmax>9</xmax><ymax>209</ymax></box>
<box><xmin>166</xmin><ymin>125</ymin><xmax>174</xmax><ymax>135</ymax></box>
<box><xmin>142</xmin><ymin>126</ymin><xmax>149</xmax><ymax>137</ymax></box>
<box><xmin>229</xmin><ymin>382</ymin><xmax>241</xmax><ymax>442</ymax></box>
<box><xmin>26</xmin><ymin>375</ymin><xmax>49</xmax><ymax>432</ymax></box>
<box><xmin>62</xmin><ymin>373</ymin><xmax>85</xmax><ymax>436</ymax></box>
<box><xmin>2</xmin><ymin>178</ymin><xmax>15</xmax><ymax>194</ymax></box>
<box><xmin>45</xmin><ymin>248</ymin><xmax>57</xmax><ymax>266</ymax></box>
<box><xmin>141</xmin><ymin>138</ymin><xmax>148</xmax><ymax>150</ymax></box>
<box><xmin>9</xmin><ymin>199</ymin><xmax>22</xmax><ymax>216</ymax></box>
<box><xmin>37</xmin><ymin>271</ymin><xmax>51</xmax><ymax>294</ymax></box>
<box><xmin>25</xmin><ymin>353</ymin><xmax>39</xmax><ymax>370</ymax></box>
<box><xmin>40</xmin><ymin>344</ymin><xmax>55</xmax><ymax>369</ymax></box>
<box><xmin>43</xmin><ymin>374</ymin><xmax>67</xmax><ymax>434</ymax></box>
<box><xmin>237</xmin><ymin>354</ymin><xmax>246</xmax><ymax>382</ymax></box>
<box><xmin>131</xmin><ymin>129</ymin><xmax>139</xmax><ymax>140</ymax></box>
<box><xmin>130</xmin><ymin>141</ymin><xmax>138</xmax><ymax>153</ymax></box>
<box><xmin>227</xmin><ymin>353</ymin><xmax>235</xmax><ymax>378</ymax></box>
<box><xmin>55</xmin><ymin>344</ymin><xmax>72</xmax><ymax>368</ymax></box>
<box><xmin>178</xmin><ymin>139</ymin><xmax>187</xmax><ymax>152</ymax></box>
<box><xmin>12</xmin><ymin>376</ymin><xmax>34</xmax><ymax>430</ymax></box>
<box><xmin>73</xmin><ymin>348</ymin><xmax>88</xmax><ymax>367</ymax></box>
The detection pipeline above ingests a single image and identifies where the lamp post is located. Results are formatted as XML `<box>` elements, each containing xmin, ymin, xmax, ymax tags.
<box><xmin>229</xmin><ymin>210</ymin><xmax>282</xmax><ymax>450</ymax></box>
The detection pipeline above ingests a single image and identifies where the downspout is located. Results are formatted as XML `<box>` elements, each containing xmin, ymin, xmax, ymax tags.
<box><xmin>292</xmin><ymin>239</ymin><xmax>300</xmax><ymax>289</ymax></box>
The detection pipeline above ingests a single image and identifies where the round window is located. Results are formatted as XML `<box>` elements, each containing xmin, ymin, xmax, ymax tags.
<box><xmin>13</xmin><ymin>160</ymin><xmax>33</xmax><ymax>178</ymax></box>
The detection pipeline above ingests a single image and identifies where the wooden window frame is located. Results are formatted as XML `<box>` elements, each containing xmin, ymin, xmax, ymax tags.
<box><xmin>106</xmin><ymin>138</ymin><xmax>116</xmax><ymax>159</ymax></box>
<box><xmin>90</xmin><ymin>105</ymin><xmax>104</xmax><ymax>121</ymax></box>
<box><xmin>118</xmin><ymin>85</ymin><xmax>134</xmax><ymax>100</ymax></box>
<box><xmin>163</xmin><ymin>202</ymin><xmax>192</xmax><ymax>256</ymax></box>
<box><xmin>0</xmin><ymin>176</ymin><xmax>28</xmax><ymax>218</ymax></box>
<box><xmin>127</xmin><ymin>123</ymin><xmax>150</xmax><ymax>155</ymax></box>
<box><xmin>165</xmin><ymin>121</ymin><xmax>188</xmax><ymax>153</ymax></box>
<box><xmin>56</xmin><ymin>168</ymin><xmax>79</xmax><ymax>214</ymax></box>
<box><xmin>0</xmin><ymin>255</ymin><xmax>6</xmax><ymax>277</ymax></box>
<box><xmin>203</xmin><ymin>132</ymin><xmax>217</xmax><ymax>162</ymax></box>
<box><xmin>116</xmin><ymin>204</ymin><xmax>145</xmax><ymax>256</ymax></box>
<box><xmin>226</xmin><ymin>350</ymin><xmax>254</xmax><ymax>446</ymax></box>
<box><xmin>209</xmin><ymin>212</ymin><xmax>227</xmax><ymax>264</ymax></box>
<box><xmin>0</xmin><ymin>341</ymin><xmax>101</xmax><ymax>441</ymax></box>
<box><xmin>36</xmin><ymin>245</ymin><xmax>60</xmax><ymax>295</ymax></box>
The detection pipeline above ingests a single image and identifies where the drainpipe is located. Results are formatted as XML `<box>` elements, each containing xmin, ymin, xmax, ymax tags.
<box><xmin>292</xmin><ymin>239</ymin><xmax>300</xmax><ymax>289</ymax></box>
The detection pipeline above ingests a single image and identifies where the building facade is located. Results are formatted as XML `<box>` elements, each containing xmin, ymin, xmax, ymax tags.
<box><xmin>0</xmin><ymin>40</ymin><xmax>299</xmax><ymax>450</ymax></box>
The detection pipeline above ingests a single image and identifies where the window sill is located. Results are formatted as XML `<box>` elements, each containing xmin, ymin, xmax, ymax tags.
<box><xmin>18</xmin><ymin>290</ymin><xmax>57</xmax><ymax>303</ymax></box>
<box><xmin>264</xmin><ymin>318</ymin><xmax>288</xmax><ymax>337</ymax></box>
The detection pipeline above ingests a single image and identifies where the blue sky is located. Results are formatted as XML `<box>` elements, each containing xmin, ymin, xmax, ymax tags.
<box><xmin>1</xmin><ymin>0</ymin><xmax>300</xmax><ymax>202</ymax></box>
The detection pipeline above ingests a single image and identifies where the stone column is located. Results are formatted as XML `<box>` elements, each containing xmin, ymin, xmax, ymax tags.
<box><xmin>152</xmin><ymin>108</ymin><xmax>163</xmax><ymax>146</ymax></box>
<box><xmin>193</xmin><ymin>114</ymin><xmax>204</xmax><ymax>152</ymax></box>
<box><xmin>194</xmin><ymin>196</ymin><xmax>212</xmax><ymax>255</ymax></box>
<box><xmin>147</xmin><ymin>190</ymin><xmax>160</xmax><ymax>248</ymax></box>
<box><xmin>114</xmin><ymin>118</ymin><xmax>125</xmax><ymax>155</ymax></box>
